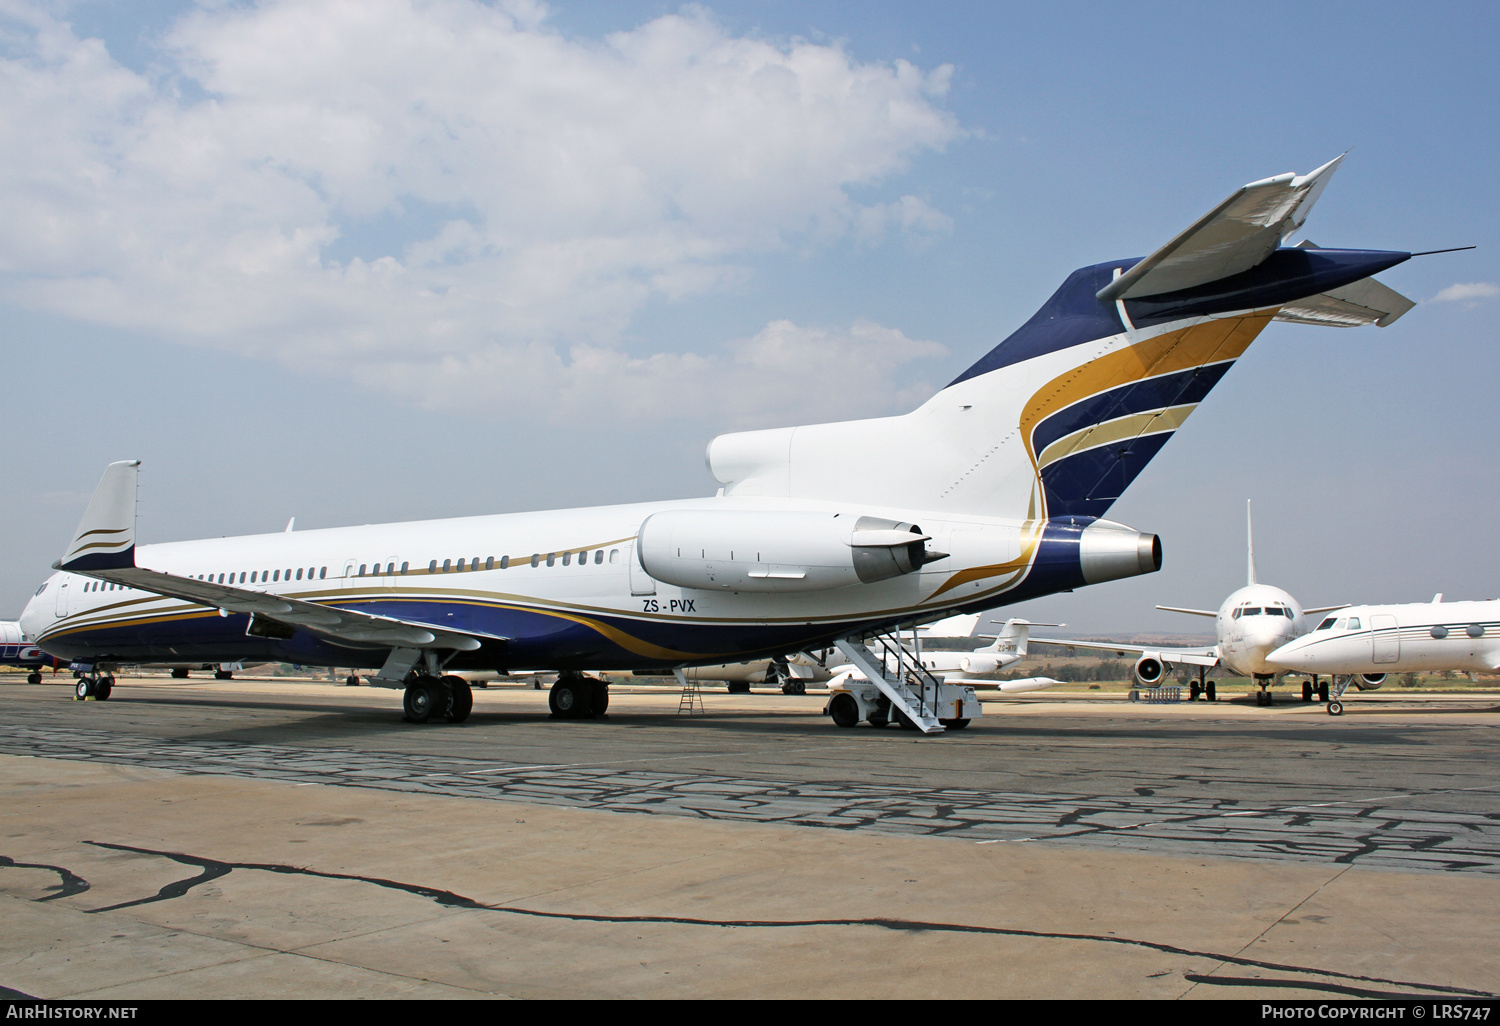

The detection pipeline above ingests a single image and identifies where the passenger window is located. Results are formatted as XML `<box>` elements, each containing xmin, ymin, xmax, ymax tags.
<box><xmin>272</xmin><ymin>570</ymin><xmax>279</xmax><ymax>582</ymax></box>
<box><xmin>531</xmin><ymin>554</ymin><xmax>540</xmax><ymax>568</ymax></box>
<box><xmin>458</xmin><ymin>558</ymin><xmax>466</xmax><ymax>572</ymax></box>
<box><xmin>500</xmin><ymin>556</ymin><xmax>509</xmax><ymax>570</ymax></box>
<box><xmin>546</xmin><ymin>553</ymin><xmax>556</xmax><ymax>567</ymax></box>
<box><xmin>239</xmin><ymin>572</ymin><xmax>247</xmax><ymax>584</ymax></box>
<box><xmin>429</xmin><ymin>560</ymin><xmax>437</xmax><ymax>573</ymax></box>
<box><xmin>401</xmin><ymin>562</ymin><xmax>409</xmax><ymax>574</ymax></box>
<box><xmin>359</xmin><ymin>564</ymin><xmax>366</xmax><ymax>576</ymax></box>
<box><xmin>319</xmin><ymin>567</ymin><xmax>327</xmax><ymax>579</ymax></box>
<box><xmin>471</xmin><ymin>556</ymin><xmax>479</xmax><ymax>571</ymax></box>
<box><xmin>485</xmin><ymin>557</ymin><xmax>494</xmax><ymax>571</ymax></box>
<box><xmin>562</xmin><ymin>552</ymin><xmax>571</xmax><ymax>566</ymax></box>
<box><xmin>296</xmin><ymin>568</ymin><xmax>303</xmax><ymax>581</ymax></box>
<box><xmin>251</xmin><ymin>572</ymin><xmax>258</xmax><ymax>583</ymax></box>
<box><xmin>609</xmin><ymin>549</ymin><xmax>619</xmax><ymax>564</ymax></box>
<box><xmin>440</xmin><ymin>559</ymin><xmax>449</xmax><ymax>572</ymax></box>
<box><xmin>594</xmin><ymin>550</ymin><xmax>603</xmax><ymax>565</ymax></box>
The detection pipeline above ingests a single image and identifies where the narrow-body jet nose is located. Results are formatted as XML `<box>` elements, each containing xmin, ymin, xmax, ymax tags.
<box><xmin>1266</xmin><ymin>635</ymin><xmax>1322</xmax><ymax>672</ymax></box>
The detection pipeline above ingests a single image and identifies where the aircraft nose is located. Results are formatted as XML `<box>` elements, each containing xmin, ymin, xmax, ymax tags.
<box><xmin>1267</xmin><ymin>637</ymin><xmax>1314</xmax><ymax>671</ymax></box>
<box><xmin>19</xmin><ymin>578</ymin><xmax>54</xmax><ymax>639</ymax></box>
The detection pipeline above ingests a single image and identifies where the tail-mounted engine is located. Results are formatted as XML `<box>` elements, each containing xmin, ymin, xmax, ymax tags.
<box><xmin>1355</xmin><ymin>673</ymin><xmax>1386</xmax><ymax>691</ymax></box>
<box><xmin>637</xmin><ymin>510</ymin><xmax>946</xmax><ymax>593</ymax></box>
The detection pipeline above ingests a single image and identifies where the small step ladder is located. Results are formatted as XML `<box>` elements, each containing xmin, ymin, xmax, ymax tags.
<box><xmin>674</xmin><ymin>668</ymin><xmax>705</xmax><ymax>715</ymax></box>
<box><xmin>835</xmin><ymin>633</ymin><xmax>946</xmax><ymax>734</ymax></box>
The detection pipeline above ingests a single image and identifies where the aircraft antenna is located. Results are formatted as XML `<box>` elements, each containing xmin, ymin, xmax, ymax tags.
<box><xmin>1246</xmin><ymin>499</ymin><xmax>1257</xmax><ymax>586</ymax></box>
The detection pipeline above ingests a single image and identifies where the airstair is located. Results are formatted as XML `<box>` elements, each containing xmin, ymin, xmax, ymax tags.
<box><xmin>833</xmin><ymin>627</ymin><xmax>979</xmax><ymax>734</ymax></box>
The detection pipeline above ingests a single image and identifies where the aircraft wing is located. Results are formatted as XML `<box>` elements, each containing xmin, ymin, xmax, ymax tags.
<box><xmin>1028</xmin><ymin>637</ymin><xmax>1220</xmax><ymax>667</ymax></box>
<box><xmin>1097</xmin><ymin>155</ymin><xmax>1345</xmax><ymax>302</ymax></box>
<box><xmin>55</xmin><ymin>460</ymin><xmax>503</xmax><ymax>654</ymax></box>
<box><xmin>87</xmin><ymin>566</ymin><xmax>502</xmax><ymax>652</ymax></box>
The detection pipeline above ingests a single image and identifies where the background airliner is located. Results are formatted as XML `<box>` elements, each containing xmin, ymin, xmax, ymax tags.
<box><xmin>21</xmin><ymin>157</ymin><xmax>1433</xmax><ymax>733</ymax></box>
<box><xmin>1269</xmin><ymin>595</ymin><xmax>1500</xmax><ymax>714</ymax></box>
<box><xmin>1030</xmin><ymin>503</ymin><xmax>1346</xmax><ymax>704</ymax></box>
<box><xmin>0</xmin><ymin>619</ymin><xmax>54</xmax><ymax>683</ymax></box>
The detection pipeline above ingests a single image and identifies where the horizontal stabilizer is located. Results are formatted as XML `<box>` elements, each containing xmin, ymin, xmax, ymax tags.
<box><xmin>1272</xmin><ymin>241</ymin><xmax>1416</xmax><ymax>327</ymax></box>
<box><xmin>1098</xmin><ymin>155</ymin><xmax>1345</xmax><ymax>302</ymax></box>
<box><xmin>57</xmin><ymin>460</ymin><xmax>140</xmax><ymax>572</ymax></box>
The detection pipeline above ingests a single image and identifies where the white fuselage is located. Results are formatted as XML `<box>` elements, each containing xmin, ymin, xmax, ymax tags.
<box><xmin>1268</xmin><ymin>600</ymin><xmax>1500</xmax><ymax>675</ymax></box>
<box><xmin>20</xmin><ymin>494</ymin><xmax>1044</xmax><ymax>672</ymax></box>
<box><xmin>1212</xmin><ymin>584</ymin><xmax>1310</xmax><ymax>677</ymax></box>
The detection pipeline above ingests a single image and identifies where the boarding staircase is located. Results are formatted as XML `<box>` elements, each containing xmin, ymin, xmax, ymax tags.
<box><xmin>834</xmin><ymin>631</ymin><xmax>947</xmax><ymax>734</ymax></box>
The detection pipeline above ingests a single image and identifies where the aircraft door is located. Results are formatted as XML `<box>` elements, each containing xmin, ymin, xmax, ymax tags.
<box><xmin>1371</xmin><ymin>614</ymin><xmax>1400</xmax><ymax>663</ymax></box>
<box><xmin>54</xmin><ymin>579</ymin><xmax>69</xmax><ymax>618</ymax></box>
<box><xmin>628</xmin><ymin>542</ymin><xmax>656</xmax><ymax>596</ymax></box>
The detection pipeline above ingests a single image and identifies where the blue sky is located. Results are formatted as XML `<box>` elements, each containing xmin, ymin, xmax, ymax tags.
<box><xmin>2</xmin><ymin>0</ymin><xmax>1496</xmax><ymax>633</ymax></box>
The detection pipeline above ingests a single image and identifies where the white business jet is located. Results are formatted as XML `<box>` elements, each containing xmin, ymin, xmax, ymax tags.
<box><xmin>1268</xmin><ymin>595</ymin><xmax>1500</xmax><ymax>714</ymax></box>
<box><xmin>21</xmin><ymin>157</ymin><xmax>1439</xmax><ymax>734</ymax></box>
<box><xmin>1030</xmin><ymin>502</ymin><xmax>1347</xmax><ymax>705</ymax></box>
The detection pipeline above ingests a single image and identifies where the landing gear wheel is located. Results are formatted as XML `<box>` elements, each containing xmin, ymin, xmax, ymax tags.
<box><xmin>1302</xmin><ymin>681</ymin><xmax>1313</xmax><ymax>702</ymax></box>
<box><xmin>1328</xmin><ymin>700</ymin><xmax>1344</xmax><ymax>716</ymax></box>
<box><xmin>549</xmin><ymin>678</ymin><xmax>593</xmax><ymax>718</ymax></box>
<box><xmin>171</xmin><ymin>667</ymin><xmax>189</xmax><ymax>679</ymax></box>
<box><xmin>940</xmin><ymin>718</ymin><xmax>971</xmax><ymax>730</ymax></box>
<box><xmin>403</xmin><ymin>677</ymin><xmax>443</xmax><ymax>723</ymax></box>
<box><xmin>345</xmin><ymin>674</ymin><xmax>360</xmax><ymax>687</ymax></box>
<box><xmin>1318</xmin><ymin>682</ymin><xmax>1329</xmax><ymax>703</ymax></box>
<box><xmin>1189</xmin><ymin>682</ymin><xmax>1201</xmax><ymax>701</ymax></box>
<box><xmin>214</xmin><ymin>670</ymin><xmax>232</xmax><ymax>680</ymax></box>
<box><xmin>1206</xmin><ymin>681</ymin><xmax>1217</xmax><ymax>701</ymax></box>
<box><xmin>727</xmin><ymin>681</ymin><xmax>751</xmax><ymax>694</ymax></box>
<box><xmin>442</xmin><ymin>675</ymin><xmax>473</xmax><ymax>723</ymax></box>
<box><xmin>781</xmin><ymin>680</ymin><xmax>806</xmax><ymax>695</ymax></box>
<box><xmin>589</xmin><ymin>681</ymin><xmax>609</xmax><ymax>717</ymax></box>
<box><xmin>27</xmin><ymin>672</ymin><xmax>41</xmax><ymax>684</ymax></box>
<box><xmin>75</xmin><ymin>679</ymin><xmax>92</xmax><ymax>700</ymax></box>
<box><xmin>828</xmin><ymin>693</ymin><xmax>860</xmax><ymax>728</ymax></box>
<box><xmin>95</xmin><ymin>679</ymin><xmax>113</xmax><ymax>701</ymax></box>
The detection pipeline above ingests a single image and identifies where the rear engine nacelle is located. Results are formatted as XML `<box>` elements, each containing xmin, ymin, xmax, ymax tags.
<box><xmin>1355</xmin><ymin>673</ymin><xmax>1386</xmax><ymax>691</ymax></box>
<box><xmin>637</xmin><ymin>510</ymin><xmax>944</xmax><ymax>593</ymax></box>
<box><xmin>1134</xmin><ymin>653</ymin><xmax>1166</xmax><ymax>687</ymax></box>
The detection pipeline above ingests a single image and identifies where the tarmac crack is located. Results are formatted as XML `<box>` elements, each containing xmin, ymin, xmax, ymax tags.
<box><xmin>26</xmin><ymin>840</ymin><xmax>1489</xmax><ymax>1000</ymax></box>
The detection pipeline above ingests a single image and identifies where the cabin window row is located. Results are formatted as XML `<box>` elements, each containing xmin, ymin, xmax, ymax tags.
<box><xmin>403</xmin><ymin>548</ymin><xmax>623</xmax><ymax>574</ymax></box>
<box><xmin>191</xmin><ymin>568</ymin><xmax>327</xmax><ymax>585</ymax></box>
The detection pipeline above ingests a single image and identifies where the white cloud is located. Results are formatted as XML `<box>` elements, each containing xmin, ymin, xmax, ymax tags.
<box><xmin>0</xmin><ymin>0</ymin><xmax>961</xmax><ymax>421</ymax></box>
<box><xmin>1430</xmin><ymin>282</ymin><xmax>1500</xmax><ymax>306</ymax></box>
<box><xmin>350</xmin><ymin>317</ymin><xmax>947</xmax><ymax>429</ymax></box>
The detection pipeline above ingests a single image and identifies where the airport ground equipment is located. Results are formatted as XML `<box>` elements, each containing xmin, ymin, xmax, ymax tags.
<box><xmin>826</xmin><ymin>629</ymin><xmax>980</xmax><ymax>733</ymax></box>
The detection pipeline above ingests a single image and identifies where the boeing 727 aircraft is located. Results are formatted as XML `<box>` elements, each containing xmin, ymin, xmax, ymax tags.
<box><xmin>21</xmin><ymin>157</ymin><xmax>1438</xmax><ymax>733</ymax></box>
<box><xmin>1268</xmin><ymin>595</ymin><xmax>1500</xmax><ymax>714</ymax></box>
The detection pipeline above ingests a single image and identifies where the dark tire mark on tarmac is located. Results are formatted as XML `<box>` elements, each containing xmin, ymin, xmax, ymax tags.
<box><xmin>16</xmin><ymin>840</ymin><xmax>1479</xmax><ymax>1000</ymax></box>
<box><xmin>0</xmin><ymin>855</ymin><xmax>89</xmax><ymax>901</ymax></box>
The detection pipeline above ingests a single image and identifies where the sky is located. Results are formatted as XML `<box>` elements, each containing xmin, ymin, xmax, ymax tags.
<box><xmin>1</xmin><ymin>0</ymin><xmax>1497</xmax><ymax>635</ymax></box>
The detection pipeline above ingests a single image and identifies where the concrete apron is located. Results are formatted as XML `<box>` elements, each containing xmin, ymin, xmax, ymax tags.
<box><xmin>1</xmin><ymin>754</ymin><xmax>1494</xmax><ymax>1000</ymax></box>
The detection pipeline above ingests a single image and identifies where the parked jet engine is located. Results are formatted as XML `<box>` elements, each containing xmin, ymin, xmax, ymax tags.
<box><xmin>1134</xmin><ymin>653</ymin><xmax>1166</xmax><ymax>686</ymax></box>
<box><xmin>1355</xmin><ymin>672</ymin><xmax>1386</xmax><ymax>691</ymax></box>
<box><xmin>636</xmin><ymin>510</ymin><xmax>947</xmax><ymax>593</ymax></box>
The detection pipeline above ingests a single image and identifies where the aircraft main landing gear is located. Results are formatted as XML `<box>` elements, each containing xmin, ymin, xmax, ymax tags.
<box><xmin>548</xmin><ymin>673</ymin><xmax>608</xmax><ymax>719</ymax></box>
<box><xmin>74</xmin><ymin>674</ymin><xmax>114</xmax><ymax>701</ymax></box>
<box><xmin>402</xmin><ymin>675</ymin><xmax>474</xmax><ymax>724</ymax></box>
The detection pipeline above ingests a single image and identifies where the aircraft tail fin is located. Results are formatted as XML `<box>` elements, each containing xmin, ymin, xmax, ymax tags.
<box><xmin>707</xmin><ymin>159</ymin><xmax>1411</xmax><ymax>520</ymax></box>
<box><xmin>56</xmin><ymin>461</ymin><xmax>139</xmax><ymax>572</ymax></box>
<box><xmin>1247</xmin><ymin>499</ymin><xmax>1257</xmax><ymax>586</ymax></box>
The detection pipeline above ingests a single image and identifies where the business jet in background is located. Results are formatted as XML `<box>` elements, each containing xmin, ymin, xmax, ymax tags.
<box><xmin>663</xmin><ymin>611</ymin><xmax>989</xmax><ymax>694</ymax></box>
<box><xmin>23</xmin><ymin>157</ymin><xmax>1440</xmax><ymax>734</ymax></box>
<box><xmin>1030</xmin><ymin>502</ymin><xmax>1346</xmax><ymax>704</ymax></box>
<box><xmin>1268</xmin><ymin>595</ymin><xmax>1500</xmax><ymax>714</ymax></box>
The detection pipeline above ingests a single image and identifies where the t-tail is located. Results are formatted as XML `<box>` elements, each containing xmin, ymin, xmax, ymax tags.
<box><xmin>707</xmin><ymin>156</ymin><xmax>1422</xmax><ymax>598</ymax></box>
